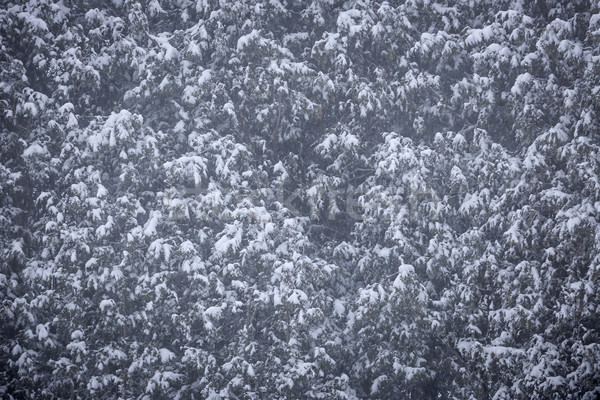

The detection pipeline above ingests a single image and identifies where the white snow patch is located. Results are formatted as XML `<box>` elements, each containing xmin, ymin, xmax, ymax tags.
<box><xmin>71</xmin><ymin>330</ymin><xmax>84</xmax><ymax>340</ymax></box>
<box><xmin>198</xmin><ymin>69</ymin><xmax>212</xmax><ymax>85</ymax></box>
<box><xmin>465</xmin><ymin>25</ymin><xmax>494</xmax><ymax>46</ymax></box>
<box><xmin>371</xmin><ymin>375</ymin><xmax>388</xmax><ymax>394</ymax></box>
<box><xmin>99</xmin><ymin>299</ymin><xmax>115</xmax><ymax>311</ymax></box>
<box><xmin>237</xmin><ymin>29</ymin><xmax>263</xmax><ymax>51</ymax></box>
<box><xmin>158</xmin><ymin>348</ymin><xmax>176</xmax><ymax>363</ymax></box>
<box><xmin>144</xmin><ymin>210</ymin><xmax>161</xmax><ymax>237</ymax></box>
<box><xmin>393</xmin><ymin>264</ymin><xmax>414</xmax><ymax>290</ymax></box>
<box><xmin>36</xmin><ymin>324</ymin><xmax>48</xmax><ymax>340</ymax></box>
<box><xmin>273</xmin><ymin>288</ymin><xmax>282</xmax><ymax>306</ymax></box>
<box><xmin>214</xmin><ymin>223</ymin><xmax>243</xmax><ymax>256</ymax></box>
<box><xmin>333</xmin><ymin>299</ymin><xmax>345</xmax><ymax>317</ymax></box>
<box><xmin>204</xmin><ymin>306</ymin><xmax>223</xmax><ymax>319</ymax></box>
<box><xmin>23</xmin><ymin>143</ymin><xmax>48</xmax><ymax>158</ymax></box>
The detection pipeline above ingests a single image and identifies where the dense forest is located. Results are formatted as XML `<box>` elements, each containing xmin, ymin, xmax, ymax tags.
<box><xmin>1</xmin><ymin>0</ymin><xmax>599</xmax><ymax>398</ymax></box>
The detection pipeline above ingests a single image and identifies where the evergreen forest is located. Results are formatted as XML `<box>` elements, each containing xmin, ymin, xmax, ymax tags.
<box><xmin>1</xmin><ymin>0</ymin><xmax>599</xmax><ymax>398</ymax></box>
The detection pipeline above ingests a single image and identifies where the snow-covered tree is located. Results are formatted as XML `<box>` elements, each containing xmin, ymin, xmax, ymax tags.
<box><xmin>1</xmin><ymin>0</ymin><xmax>599</xmax><ymax>399</ymax></box>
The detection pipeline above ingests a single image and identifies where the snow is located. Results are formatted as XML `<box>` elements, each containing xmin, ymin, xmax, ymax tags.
<box><xmin>144</xmin><ymin>211</ymin><xmax>161</xmax><ymax>237</ymax></box>
<box><xmin>204</xmin><ymin>306</ymin><xmax>223</xmax><ymax>319</ymax></box>
<box><xmin>370</xmin><ymin>375</ymin><xmax>388</xmax><ymax>394</ymax></box>
<box><xmin>18</xmin><ymin>12</ymin><xmax>48</xmax><ymax>31</ymax></box>
<box><xmin>58</xmin><ymin>102</ymin><xmax>74</xmax><ymax>113</ymax></box>
<box><xmin>317</xmin><ymin>133</ymin><xmax>337</xmax><ymax>153</ymax></box>
<box><xmin>158</xmin><ymin>348</ymin><xmax>175</xmax><ymax>363</ymax></box>
<box><xmin>110</xmin><ymin>266</ymin><xmax>124</xmax><ymax>281</ymax></box>
<box><xmin>214</xmin><ymin>223</ymin><xmax>243</xmax><ymax>256</ymax></box>
<box><xmin>11</xmin><ymin>344</ymin><xmax>22</xmax><ymax>356</ymax></box>
<box><xmin>95</xmin><ymin>216</ymin><xmax>114</xmax><ymax>238</ymax></box>
<box><xmin>2</xmin><ymin>3</ymin><xmax>600</xmax><ymax>398</ymax></box>
<box><xmin>288</xmin><ymin>289</ymin><xmax>308</xmax><ymax>304</ymax></box>
<box><xmin>88</xmin><ymin>377</ymin><xmax>100</xmax><ymax>390</ymax></box>
<box><xmin>511</xmin><ymin>72</ymin><xmax>533</xmax><ymax>95</ymax></box>
<box><xmin>321</xmin><ymin>32</ymin><xmax>342</xmax><ymax>52</ymax></box>
<box><xmin>146</xmin><ymin>371</ymin><xmax>181</xmax><ymax>392</ymax></box>
<box><xmin>67</xmin><ymin>340</ymin><xmax>87</xmax><ymax>353</ymax></box>
<box><xmin>198</xmin><ymin>69</ymin><xmax>212</xmax><ymax>84</ymax></box>
<box><xmin>71</xmin><ymin>330</ymin><xmax>84</xmax><ymax>340</ymax></box>
<box><xmin>546</xmin><ymin>376</ymin><xmax>566</xmax><ymax>388</ymax></box>
<box><xmin>273</xmin><ymin>288</ymin><xmax>282</xmax><ymax>306</ymax></box>
<box><xmin>158</xmin><ymin>76</ymin><xmax>170</xmax><ymax>90</ymax></box>
<box><xmin>337</xmin><ymin>9</ymin><xmax>363</xmax><ymax>35</ymax></box>
<box><xmin>397</xmin><ymin>263</ymin><xmax>414</xmax><ymax>278</ymax></box>
<box><xmin>460</xmin><ymin>193</ymin><xmax>481</xmax><ymax>214</ymax></box>
<box><xmin>465</xmin><ymin>25</ymin><xmax>495</xmax><ymax>46</ymax></box>
<box><xmin>148</xmin><ymin>0</ymin><xmax>165</xmax><ymax>16</ymax></box>
<box><xmin>11</xmin><ymin>239</ymin><xmax>24</xmax><ymax>256</ymax></box>
<box><xmin>273</xmin><ymin>160</ymin><xmax>288</xmax><ymax>179</ymax></box>
<box><xmin>237</xmin><ymin>29</ymin><xmax>262</xmax><ymax>51</ymax></box>
<box><xmin>99</xmin><ymin>299</ymin><xmax>115</xmax><ymax>311</ymax></box>
<box><xmin>85</xmin><ymin>258</ymin><xmax>98</xmax><ymax>269</ymax></box>
<box><xmin>333</xmin><ymin>299</ymin><xmax>345</xmax><ymax>317</ymax></box>
<box><xmin>22</xmin><ymin>143</ymin><xmax>47</xmax><ymax>158</ymax></box>
<box><xmin>151</xmin><ymin>33</ymin><xmax>179</xmax><ymax>60</ymax></box>
<box><xmin>294</xmin><ymin>361</ymin><xmax>314</xmax><ymax>377</ymax></box>
<box><xmin>566</xmin><ymin>215</ymin><xmax>582</xmax><ymax>232</ymax></box>
<box><xmin>393</xmin><ymin>264</ymin><xmax>414</xmax><ymax>290</ymax></box>
<box><xmin>36</xmin><ymin>324</ymin><xmax>48</xmax><ymax>340</ymax></box>
<box><xmin>340</xmin><ymin>132</ymin><xmax>359</xmax><ymax>149</ymax></box>
<box><xmin>179</xmin><ymin>240</ymin><xmax>195</xmax><ymax>253</ymax></box>
<box><xmin>504</xmin><ymin>221</ymin><xmax>523</xmax><ymax>245</ymax></box>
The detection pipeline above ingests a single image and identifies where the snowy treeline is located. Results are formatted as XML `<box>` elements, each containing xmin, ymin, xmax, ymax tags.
<box><xmin>1</xmin><ymin>0</ymin><xmax>599</xmax><ymax>398</ymax></box>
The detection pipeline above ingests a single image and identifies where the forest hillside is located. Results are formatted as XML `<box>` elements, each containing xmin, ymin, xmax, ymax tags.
<box><xmin>1</xmin><ymin>0</ymin><xmax>599</xmax><ymax>398</ymax></box>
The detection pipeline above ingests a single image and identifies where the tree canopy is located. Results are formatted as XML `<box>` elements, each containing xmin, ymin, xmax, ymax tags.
<box><xmin>1</xmin><ymin>0</ymin><xmax>599</xmax><ymax>398</ymax></box>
